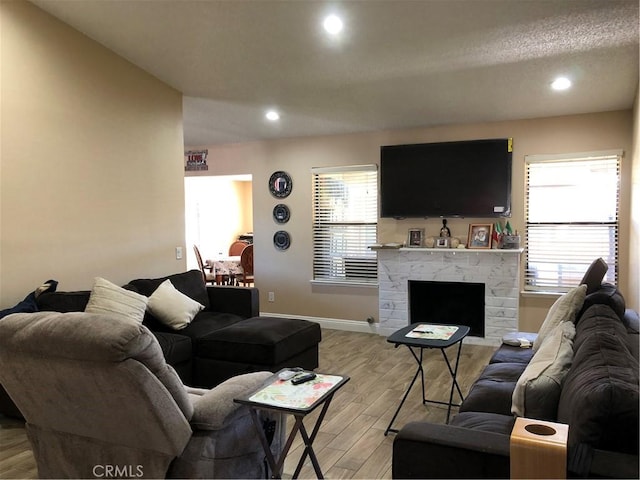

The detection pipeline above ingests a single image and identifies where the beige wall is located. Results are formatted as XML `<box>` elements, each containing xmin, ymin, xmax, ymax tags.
<box><xmin>0</xmin><ymin>1</ymin><xmax>186</xmax><ymax>307</ymax></box>
<box><xmin>190</xmin><ymin>110</ymin><xmax>634</xmax><ymax>330</ymax></box>
<box><xmin>630</xmin><ymin>86</ymin><xmax>640</xmax><ymax>312</ymax></box>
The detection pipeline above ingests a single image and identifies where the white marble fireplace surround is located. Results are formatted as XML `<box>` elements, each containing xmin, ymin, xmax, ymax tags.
<box><xmin>378</xmin><ymin>248</ymin><xmax>523</xmax><ymax>346</ymax></box>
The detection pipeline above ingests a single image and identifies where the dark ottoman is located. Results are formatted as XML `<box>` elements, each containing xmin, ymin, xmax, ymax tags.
<box><xmin>192</xmin><ymin>316</ymin><xmax>321</xmax><ymax>387</ymax></box>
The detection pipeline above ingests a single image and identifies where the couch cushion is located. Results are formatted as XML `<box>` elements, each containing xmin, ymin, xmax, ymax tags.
<box><xmin>127</xmin><ymin>270</ymin><xmax>210</xmax><ymax>310</ymax></box>
<box><xmin>85</xmin><ymin>277</ymin><xmax>148</xmax><ymax>325</ymax></box>
<box><xmin>450</xmin><ymin>411</ymin><xmax>516</xmax><ymax>436</ymax></box>
<box><xmin>579</xmin><ymin>257</ymin><xmax>608</xmax><ymax>295</ymax></box>
<box><xmin>36</xmin><ymin>290</ymin><xmax>90</xmax><ymax>312</ymax></box>
<box><xmin>460</xmin><ymin>362</ymin><xmax>526</xmax><ymax>415</ymax></box>
<box><xmin>533</xmin><ymin>284</ymin><xmax>586</xmax><ymax>352</ymax></box>
<box><xmin>147</xmin><ymin>279</ymin><xmax>204</xmax><ymax>330</ymax></box>
<box><xmin>574</xmin><ymin>304</ymin><xmax>628</xmax><ymax>351</ymax></box>
<box><xmin>557</xmin><ymin>307</ymin><xmax>639</xmax><ymax>455</ymax></box>
<box><xmin>511</xmin><ymin>321</ymin><xmax>575</xmax><ymax>420</ymax></box>
<box><xmin>489</xmin><ymin>344</ymin><xmax>535</xmax><ymax>365</ymax></box>
<box><xmin>577</xmin><ymin>283</ymin><xmax>626</xmax><ymax>324</ymax></box>
<box><xmin>174</xmin><ymin>311</ymin><xmax>245</xmax><ymax>338</ymax></box>
<box><xmin>152</xmin><ymin>332</ymin><xmax>192</xmax><ymax>366</ymax></box>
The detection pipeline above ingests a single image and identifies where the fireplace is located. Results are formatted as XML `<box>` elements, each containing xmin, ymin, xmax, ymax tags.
<box><xmin>377</xmin><ymin>248</ymin><xmax>522</xmax><ymax>345</ymax></box>
<box><xmin>409</xmin><ymin>280</ymin><xmax>485</xmax><ymax>337</ymax></box>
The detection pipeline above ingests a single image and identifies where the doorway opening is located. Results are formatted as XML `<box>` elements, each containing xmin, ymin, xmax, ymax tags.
<box><xmin>184</xmin><ymin>175</ymin><xmax>253</xmax><ymax>271</ymax></box>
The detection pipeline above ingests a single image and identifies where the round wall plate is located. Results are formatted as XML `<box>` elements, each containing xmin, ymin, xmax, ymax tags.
<box><xmin>273</xmin><ymin>231</ymin><xmax>291</xmax><ymax>250</ymax></box>
<box><xmin>269</xmin><ymin>171</ymin><xmax>292</xmax><ymax>198</ymax></box>
<box><xmin>273</xmin><ymin>204</ymin><xmax>290</xmax><ymax>224</ymax></box>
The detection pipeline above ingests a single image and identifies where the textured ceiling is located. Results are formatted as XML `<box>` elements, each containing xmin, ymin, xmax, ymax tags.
<box><xmin>31</xmin><ymin>0</ymin><xmax>639</xmax><ymax>146</ymax></box>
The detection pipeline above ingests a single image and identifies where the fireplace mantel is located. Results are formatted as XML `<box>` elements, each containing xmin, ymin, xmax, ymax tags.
<box><xmin>377</xmin><ymin>248</ymin><xmax>523</xmax><ymax>345</ymax></box>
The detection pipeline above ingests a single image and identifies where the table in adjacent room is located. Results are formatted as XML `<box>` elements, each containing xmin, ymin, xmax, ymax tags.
<box><xmin>384</xmin><ymin>323</ymin><xmax>470</xmax><ymax>435</ymax></box>
<box><xmin>205</xmin><ymin>255</ymin><xmax>242</xmax><ymax>285</ymax></box>
<box><xmin>234</xmin><ymin>370</ymin><xmax>349</xmax><ymax>479</ymax></box>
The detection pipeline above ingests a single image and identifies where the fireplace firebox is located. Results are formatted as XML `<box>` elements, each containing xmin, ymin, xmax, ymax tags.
<box><xmin>409</xmin><ymin>280</ymin><xmax>485</xmax><ymax>338</ymax></box>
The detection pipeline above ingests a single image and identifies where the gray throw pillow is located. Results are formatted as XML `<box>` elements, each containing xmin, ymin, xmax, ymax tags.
<box><xmin>533</xmin><ymin>285</ymin><xmax>586</xmax><ymax>352</ymax></box>
<box><xmin>512</xmin><ymin>321</ymin><xmax>575</xmax><ymax>420</ymax></box>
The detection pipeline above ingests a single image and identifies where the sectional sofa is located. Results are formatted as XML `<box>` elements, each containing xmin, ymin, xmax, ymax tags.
<box><xmin>0</xmin><ymin>270</ymin><xmax>321</xmax><ymax>417</ymax></box>
<box><xmin>392</xmin><ymin>282</ymin><xmax>639</xmax><ymax>479</ymax></box>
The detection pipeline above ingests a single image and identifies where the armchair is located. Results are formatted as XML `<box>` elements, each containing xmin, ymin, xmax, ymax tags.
<box><xmin>0</xmin><ymin>311</ymin><xmax>284</xmax><ymax>479</ymax></box>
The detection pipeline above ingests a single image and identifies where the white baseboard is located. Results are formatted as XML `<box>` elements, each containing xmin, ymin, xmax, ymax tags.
<box><xmin>259</xmin><ymin>311</ymin><xmax>380</xmax><ymax>335</ymax></box>
<box><xmin>258</xmin><ymin>312</ymin><xmax>499</xmax><ymax>346</ymax></box>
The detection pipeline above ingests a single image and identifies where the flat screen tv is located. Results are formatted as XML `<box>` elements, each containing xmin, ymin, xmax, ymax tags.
<box><xmin>380</xmin><ymin>138</ymin><xmax>512</xmax><ymax>218</ymax></box>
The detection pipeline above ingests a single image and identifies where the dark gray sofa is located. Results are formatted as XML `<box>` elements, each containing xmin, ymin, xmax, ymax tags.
<box><xmin>392</xmin><ymin>283</ymin><xmax>639</xmax><ymax>479</ymax></box>
<box><xmin>0</xmin><ymin>270</ymin><xmax>321</xmax><ymax>417</ymax></box>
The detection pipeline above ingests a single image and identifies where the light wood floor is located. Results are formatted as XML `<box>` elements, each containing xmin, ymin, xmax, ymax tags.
<box><xmin>0</xmin><ymin>328</ymin><xmax>495</xmax><ymax>479</ymax></box>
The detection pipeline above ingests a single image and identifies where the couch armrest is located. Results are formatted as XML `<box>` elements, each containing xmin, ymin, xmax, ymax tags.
<box><xmin>188</xmin><ymin>371</ymin><xmax>271</xmax><ymax>431</ymax></box>
<box><xmin>205</xmin><ymin>285</ymin><xmax>259</xmax><ymax>319</ymax></box>
<box><xmin>393</xmin><ymin>421</ymin><xmax>510</xmax><ymax>479</ymax></box>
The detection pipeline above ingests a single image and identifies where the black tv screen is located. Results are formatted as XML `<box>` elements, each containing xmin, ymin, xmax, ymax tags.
<box><xmin>380</xmin><ymin>138</ymin><xmax>512</xmax><ymax>218</ymax></box>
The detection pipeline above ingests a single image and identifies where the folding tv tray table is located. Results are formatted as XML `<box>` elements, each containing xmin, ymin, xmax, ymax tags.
<box><xmin>384</xmin><ymin>323</ymin><xmax>470</xmax><ymax>435</ymax></box>
<box><xmin>234</xmin><ymin>369</ymin><xmax>350</xmax><ymax>479</ymax></box>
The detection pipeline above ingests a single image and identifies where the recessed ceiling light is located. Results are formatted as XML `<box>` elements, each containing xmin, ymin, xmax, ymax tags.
<box><xmin>551</xmin><ymin>77</ymin><xmax>572</xmax><ymax>91</ymax></box>
<box><xmin>323</xmin><ymin>14</ymin><xmax>343</xmax><ymax>35</ymax></box>
<box><xmin>265</xmin><ymin>110</ymin><xmax>280</xmax><ymax>122</ymax></box>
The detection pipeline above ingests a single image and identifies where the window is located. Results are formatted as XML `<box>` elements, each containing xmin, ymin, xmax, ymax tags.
<box><xmin>525</xmin><ymin>151</ymin><xmax>621</xmax><ymax>292</ymax></box>
<box><xmin>312</xmin><ymin>164</ymin><xmax>378</xmax><ymax>285</ymax></box>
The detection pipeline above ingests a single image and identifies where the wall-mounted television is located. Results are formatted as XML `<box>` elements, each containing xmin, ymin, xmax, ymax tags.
<box><xmin>380</xmin><ymin>138</ymin><xmax>512</xmax><ymax>218</ymax></box>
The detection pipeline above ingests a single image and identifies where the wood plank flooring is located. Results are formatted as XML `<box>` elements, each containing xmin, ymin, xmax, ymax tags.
<box><xmin>0</xmin><ymin>328</ymin><xmax>495</xmax><ymax>479</ymax></box>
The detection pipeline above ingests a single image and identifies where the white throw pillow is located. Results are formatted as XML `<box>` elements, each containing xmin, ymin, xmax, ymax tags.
<box><xmin>532</xmin><ymin>284</ymin><xmax>586</xmax><ymax>352</ymax></box>
<box><xmin>147</xmin><ymin>279</ymin><xmax>204</xmax><ymax>330</ymax></box>
<box><xmin>85</xmin><ymin>277</ymin><xmax>148</xmax><ymax>325</ymax></box>
<box><xmin>511</xmin><ymin>321</ymin><xmax>575</xmax><ymax>419</ymax></box>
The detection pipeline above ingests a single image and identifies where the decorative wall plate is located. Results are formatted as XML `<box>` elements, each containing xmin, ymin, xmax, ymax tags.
<box><xmin>273</xmin><ymin>204</ymin><xmax>290</xmax><ymax>224</ymax></box>
<box><xmin>273</xmin><ymin>231</ymin><xmax>291</xmax><ymax>250</ymax></box>
<box><xmin>269</xmin><ymin>171</ymin><xmax>292</xmax><ymax>198</ymax></box>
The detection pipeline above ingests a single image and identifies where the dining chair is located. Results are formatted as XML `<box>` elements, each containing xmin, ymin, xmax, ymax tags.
<box><xmin>193</xmin><ymin>245</ymin><xmax>216</xmax><ymax>285</ymax></box>
<box><xmin>229</xmin><ymin>240</ymin><xmax>249</xmax><ymax>257</ymax></box>
<box><xmin>237</xmin><ymin>244</ymin><xmax>254</xmax><ymax>287</ymax></box>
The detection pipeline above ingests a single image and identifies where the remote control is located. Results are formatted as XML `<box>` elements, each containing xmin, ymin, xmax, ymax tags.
<box><xmin>291</xmin><ymin>372</ymin><xmax>316</xmax><ymax>385</ymax></box>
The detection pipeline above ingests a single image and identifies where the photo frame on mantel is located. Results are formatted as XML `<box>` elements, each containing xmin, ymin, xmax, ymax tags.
<box><xmin>468</xmin><ymin>223</ymin><xmax>493</xmax><ymax>249</ymax></box>
<box><xmin>407</xmin><ymin>228</ymin><xmax>424</xmax><ymax>247</ymax></box>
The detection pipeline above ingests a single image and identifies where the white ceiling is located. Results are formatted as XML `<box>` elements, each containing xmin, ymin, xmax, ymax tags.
<box><xmin>31</xmin><ymin>0</ymin><xmax>639</xmax><ymax>147</ymax></box>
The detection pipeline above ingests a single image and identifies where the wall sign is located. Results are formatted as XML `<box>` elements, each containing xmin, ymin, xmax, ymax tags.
<box><xmin>185</xmin><ymin>150</ymin><xmax>208</xmax><ymax>171</ymax></box>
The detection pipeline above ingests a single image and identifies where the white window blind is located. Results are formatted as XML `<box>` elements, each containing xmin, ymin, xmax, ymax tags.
<box><xmin>525</xmin><ymin>151</ymin><xmax>620</xmax><ymax>292</ymax></box>
<box><xmin>312</xmin><ymin>164</ymin><xmax>378</xmax><ymax>284</ymax></box>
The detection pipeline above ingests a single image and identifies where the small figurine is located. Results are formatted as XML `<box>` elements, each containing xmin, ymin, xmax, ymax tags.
<box><xmin>440</xmin><ymin>218</ymin><xmax>451</xmax><ymax>237</ymax></box>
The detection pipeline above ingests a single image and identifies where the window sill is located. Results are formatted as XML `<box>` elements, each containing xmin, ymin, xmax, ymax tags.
<box><xmin>520</xmin><ymin>290</ymin><xmax>564</xmax><ymax>299</ymax></box>
<box><xmin>310</xmin><ymin>279</ymin><xmax>378</xmax><ymax>289</ymax></box>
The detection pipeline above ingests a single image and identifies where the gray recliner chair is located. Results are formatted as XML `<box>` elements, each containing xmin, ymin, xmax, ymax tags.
<box><xmin>0</xmin><ymin>311</ymin><xmax>284</xmax><ymax>479</ymax></box>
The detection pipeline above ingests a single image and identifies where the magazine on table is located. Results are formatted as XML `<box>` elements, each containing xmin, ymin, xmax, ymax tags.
<box><xmin>405</xmin><ymin>324</ymin><xmax>459</xmax><ymax>340</ymax></box>
<box><xmin>248</xmin><ymin>374</ymin><xmax>343</xmax><ymax>409</ymax></box>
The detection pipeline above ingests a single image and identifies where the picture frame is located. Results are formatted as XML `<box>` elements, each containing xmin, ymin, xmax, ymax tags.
<box><xmin>435</xmin><ymin>237</ymin><xmax>450</xmax><ymax>248</ymax></box>
<box><xmin>467</xmin><ymin>224</ymin><xmax>493</xmax><ymax>249</ymax></box>
<box><xmin>407</xmin><ymin>228</ymin><xmax>424</xmax><ymax>247</ymax></box>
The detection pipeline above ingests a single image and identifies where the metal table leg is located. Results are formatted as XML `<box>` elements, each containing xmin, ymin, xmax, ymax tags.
<box><xmin>249</xmin><ymin>393</ymin><xmax>336</xmax><ymax>479</ymax></box>
<box><xmin>384</xmin><ymin>346</ymin><xmax>424</xmax><ymax>435</ymax></box>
